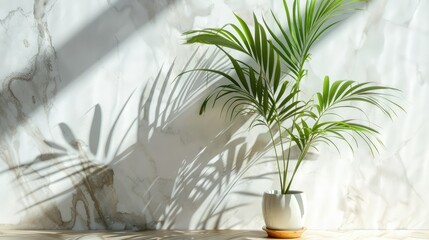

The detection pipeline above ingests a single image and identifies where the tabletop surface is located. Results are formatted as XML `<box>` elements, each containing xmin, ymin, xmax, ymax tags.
<box><xmin>0</xmin><ymin>229</ymin><xmax>428</xmax><ymax>239</ymax></box>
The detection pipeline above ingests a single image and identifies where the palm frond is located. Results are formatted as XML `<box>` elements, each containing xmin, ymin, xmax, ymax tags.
<box><xmin>314</xmin><ymin>76</ymin><xmax>402</xmax><ymax>118</ymax></box>
<box><xmin>184</xmin><ymin>13</ymin><xmax>284</xmax><ymax>90</ymax></box>
<box><xmin>265</xmin><ymin>0</ymin><xmax>365</xmax><ymax>82</ymax></box>
<box><xmin>182</xmin><ymin>0</ymin><xmax>401</xmax><ymax>195</ymax></box>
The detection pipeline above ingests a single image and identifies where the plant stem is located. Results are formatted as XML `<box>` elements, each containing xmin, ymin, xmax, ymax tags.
<box><xmin>268</xmin><ymin>126</ymin><xmax>283</xmax><ymax>191</ymax></box>
<box><xmin>285</xmin><ymin>140</ymin><xmax>311</xmax><ymax>193</ymax></box>
<box><xmin>284</xmin><ymin>129</ymin><xmax>294</xmax><ymax>194</ymax></box>
<box><xmin>276</xmin><ymin>120</ymin><xmax>287</xmax><ymax>194</ymax></box>
<box><xmin>283</xmin><ymin>82</ymin><xmax>301</xmax><ymax>194</ymax></box>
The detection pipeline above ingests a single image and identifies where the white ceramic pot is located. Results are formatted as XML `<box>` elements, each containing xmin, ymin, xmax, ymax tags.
<box><xmin>262</xmin><ymin>190</ymin><xmax>306</xmax><ymax>230</ymax></box>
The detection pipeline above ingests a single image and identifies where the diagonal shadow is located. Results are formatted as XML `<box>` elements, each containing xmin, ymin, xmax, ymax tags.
<box><xmin>0</xmin><ymin>0</ymin><xmax>178</xmax><ymax>139</ymax></box>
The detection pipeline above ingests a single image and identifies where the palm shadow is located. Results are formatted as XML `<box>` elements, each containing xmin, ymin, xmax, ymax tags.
<box><xmin>132</xmin><ymin>47</ymin><xmax>282</xmax><ymax>230</ymax></box>
<box><xmin>0</xmin><ymin>93</ymin><xmax>143</xmax><ymax>229</ymax></box>
<box><xmin>0</xmin><ymin>47</ymin><xmax>276</xmax><ymax>230</ymax></box>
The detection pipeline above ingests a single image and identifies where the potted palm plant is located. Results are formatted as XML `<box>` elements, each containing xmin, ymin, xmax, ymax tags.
<box><xmin>182</xmin><ymin>0</ymin><xmax>402</xmax><ymax>237</ymax></box>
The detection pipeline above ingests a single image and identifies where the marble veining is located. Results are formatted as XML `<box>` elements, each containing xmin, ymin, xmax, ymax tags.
<box><xmin>0</xmin><ymin>0</ymin><xmax>428</xmax><ymax>231</ymax></box>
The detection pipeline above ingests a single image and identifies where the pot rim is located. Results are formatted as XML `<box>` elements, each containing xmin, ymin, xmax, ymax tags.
<box><xmin>264</xmin><ymin>190</ymin><xmax>303</xmax><ymax>195</ymax></box>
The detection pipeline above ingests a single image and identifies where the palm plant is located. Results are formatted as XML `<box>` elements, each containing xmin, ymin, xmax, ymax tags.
<box><xmin>182</xmin><ymin>0</ymin><xmax>402</xmax><ymax>194</ymax></box>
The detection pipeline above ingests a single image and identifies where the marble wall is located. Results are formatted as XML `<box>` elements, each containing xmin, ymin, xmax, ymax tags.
<box><xmin>0</xmin><ymin>0</ymin><xmax>428</xmax><ymax>230</ymax></box>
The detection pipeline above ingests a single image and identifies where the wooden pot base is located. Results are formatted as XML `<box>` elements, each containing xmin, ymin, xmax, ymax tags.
<box><xmin>262</xmin><ymin>226</ymin><xmax>306</xmax><ymax>239</ymax></box>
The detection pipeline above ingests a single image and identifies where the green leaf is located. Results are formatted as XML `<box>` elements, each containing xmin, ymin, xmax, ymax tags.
<box><xmin>322</xmin><ymin>76</ymin><xmax>330</xmax><ymax>107</ymax></box>
<box><xmin>328</xmin><ymin>80</ymin><xmax>342</xmax><ymax>105</ymax></box>
<box><xmin>221</xmin><ymin>50</ymin><xmax>250</xmax><ymax>92</ymax></box>
<box><xmin>230</xmin><ymin>24</ymin><xmax>252</xmax><ymax>54</ymax></box>
<box><xmin>234</xmin><ymin>13</ymin><xmax>256</xmax><ymax>57</ymax></box>
<box><xmin>273</xmin><ymin>56</ymin><xmax>281</xmax><ymax>92</ymax></box>
<box><xmin>185</xmin><ymin>32</ymin><xmax>244</xmax><ymax>52</ymax></box>
<box><xmin>254</xmin><ymin>14</ymin><xmax>261</xmax><ymax>63</ymax></box>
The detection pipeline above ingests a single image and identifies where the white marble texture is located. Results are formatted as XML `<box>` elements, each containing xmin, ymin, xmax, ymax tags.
<box><xmin>0</xmin><ymin>0</ymin><xmax>428</xmax><ymax>230</ymax></box>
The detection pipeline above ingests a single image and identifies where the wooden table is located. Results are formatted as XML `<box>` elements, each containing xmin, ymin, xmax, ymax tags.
<box><xmin>0</xmin><ymin>230</ymin><xmax>428</xmax><ymax>239</ymax></box>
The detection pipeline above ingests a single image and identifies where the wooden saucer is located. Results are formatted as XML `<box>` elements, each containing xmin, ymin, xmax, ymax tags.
<box><xmin>262</xmin><ymin>226</ymin><xmax>306</xmax><ymax>239</ymax></box>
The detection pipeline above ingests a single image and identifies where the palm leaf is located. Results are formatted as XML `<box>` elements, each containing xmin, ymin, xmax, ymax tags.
<box><xmin>182</xmin><ymin>0</ymin><xmax>402</xmax><ymax>195</ymax></box>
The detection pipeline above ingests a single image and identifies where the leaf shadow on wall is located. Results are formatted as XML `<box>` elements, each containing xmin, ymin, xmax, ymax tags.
<box><xmin>0</xmin><ymin>48</ymin><xmax>277</xmax><ymax>230</ymax></box>
<box><xmin>120</xmin><ymin>47</ymin><xmax>278</xmax><ymax>230</ymax></box>
<box><xmin>0</xmin><ymin>94</ymin><xmax>143</xmax><ymax>229</ymax></box>
<box><xmin>118</xmin><ymin>43</ymin><xmax>314</xmax><ymax>230</ymax></box>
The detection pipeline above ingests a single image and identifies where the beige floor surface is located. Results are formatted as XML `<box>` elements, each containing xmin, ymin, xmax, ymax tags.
<box><xmin>0</xmin><ymin>230</ymin><xmax>428</xmax><ymax>239</ymax></box>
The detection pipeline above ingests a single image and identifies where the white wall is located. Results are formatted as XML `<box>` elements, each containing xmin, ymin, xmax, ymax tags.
<box><xmin>0</xmin><ymin>0</ymin><xmax>428</xmax><ymax>230</ymax></box>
